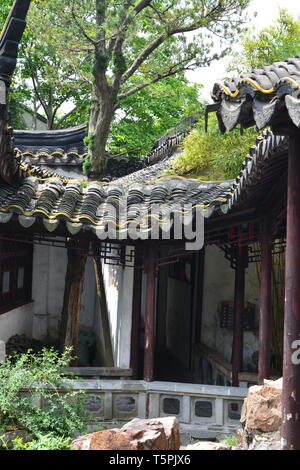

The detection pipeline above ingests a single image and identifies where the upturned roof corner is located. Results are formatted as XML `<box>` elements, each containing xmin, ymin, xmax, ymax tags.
<box><xmin>210</xmin><ymin>55</ymin><xmax>300</xmax><ymax>136</ymax></box>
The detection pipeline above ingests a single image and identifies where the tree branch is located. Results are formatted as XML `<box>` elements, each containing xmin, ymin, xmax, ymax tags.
<box><xmin>71</xmin><ymin>0</ymin><xmax>97</xmax><ymax>46</ymax></box>
<box><xmin>121</xmin><ymin>1</ymin><xmax>244</xmax><ymax>84</ymax></box>
<box><xmin>118</xmin><ymin>60</ymin><xmax>198</xmax><ymax>100</ymax></box>
<box><xmin>107</xmin><ymin>0</ymin><xmax>153</xmax><ymax>54</ymax></box>
<box><xmin>31</xmin><ymin>74</ymin><xmax>50</xmax><ymax>118</ymax></box>
<box><xmin>121</xmin><ymin>33</ymin><xmax>166</xmax><ymax>84</ymax></box>
<box><xmin>53</xmin><ymin>101</ymin><xmax>87</xmax><ymax>129</ymax></box>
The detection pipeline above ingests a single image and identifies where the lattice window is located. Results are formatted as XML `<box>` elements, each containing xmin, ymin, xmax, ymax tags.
<box><xmin>0</xmin><ymin>239</ymin><xmax>33</xmax><ymax>314</ymax></box>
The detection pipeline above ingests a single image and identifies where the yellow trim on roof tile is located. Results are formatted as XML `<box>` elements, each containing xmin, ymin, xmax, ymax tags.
<box><xmin>220</xmin><ymin>76</ymin><xmax>300</xmax><ymax>98</ymax></box>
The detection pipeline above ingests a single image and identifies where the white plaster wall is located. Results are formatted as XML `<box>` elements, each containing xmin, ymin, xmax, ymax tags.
<box><xmin>22</xmin><ymin>111</ymin><xmax>48</xmax><ymax>130</ymax></box>
<box><xmin>32</xmin><ymin>244</ymin><xmax>67</xmax><ymax>342</ymax></box>
<box><xmin>0</xmin><ymin>303</ymin><xmax>33</xmax><ymax>342</ymax></box>
<box><xmin>32</xmin><ymin>244</ymin><xmax>98</xmax><ymax>345</ymax></box>
<box><xmin>201</xmin><ymin>245</ymin><xmax>260</xmax><ymax>368</ymax></box>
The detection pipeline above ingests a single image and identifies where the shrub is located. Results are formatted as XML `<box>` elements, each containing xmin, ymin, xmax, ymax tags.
<box><xmin>0</xmin><ymin>348</ymin><xmax>87</xmax><ymax>439</ymax></box>
<box><xmin>10</xmin><ymin>434</ymin><xmax>72</xmax><ymax>451</ymax></box>
<box><xmin>222</xmin><ymin>435</ymin><xmax>238</xmax><ymax>447</ymax></box>
<box><xmin>172</xmin><ymin>115</ymin><xmax>258</xmax><ymax>180</ymax></box>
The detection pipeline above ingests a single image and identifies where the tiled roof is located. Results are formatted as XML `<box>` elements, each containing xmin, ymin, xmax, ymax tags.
<box><xmin>13</xmin><ymin>125</ymin><xmax>88</xmax><ymax>166</ymax></box>
<box><xmin>14</xmin><ymin>122</ymin><xmax>192</xmax><ymax>173</ymax></box>
<box><xmin>211</xmin><ymin>55</ymin><xmax>300</xmax><ymax>132</ymax></box>
<box><xmin>0</xmin><ymin>130</ymin><xmax>287</xmax><ymax>239</ymax></box>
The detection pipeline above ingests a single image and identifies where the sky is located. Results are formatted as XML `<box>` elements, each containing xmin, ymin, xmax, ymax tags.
<box><xmin>187</xmin><ymin>0</ymin><xmax>300</xmax><ymax>100</ymax></box>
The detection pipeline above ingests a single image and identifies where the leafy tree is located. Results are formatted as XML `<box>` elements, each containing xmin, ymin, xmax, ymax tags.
<box><xmin>0</xmin><ymin>0</ymin><xmax>92</xmax><ymax>130</ymax></box>
<box><xmin>69</xmin><ymin>0</ymin><xmax>250</xmax><ymax>173</ymax></box>
<box><xmin>16</xmin><ymin>0</ymin><xmax>92</xmax><ymax>129</ymax></box>
<box><xmin>110</xmin><ymin>75</ymin><xmax>202</xmax><ymax>157</ymax></box>
<box><xmin>228</xmin><ymin>9</ymin><xmax>300</xmax><ymax>73</ymax></box>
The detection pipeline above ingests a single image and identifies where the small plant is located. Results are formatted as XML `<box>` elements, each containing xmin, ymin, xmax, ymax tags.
<box><xmin>222</xmin><ymin>435</ymin><xmax>238</xmax><ymax>447</ymax></box>
<box><xmin>10</xmin><ymin>434</ymin><xmax>72</xmax><ymax>451</ymax></box>
<box><xmin>0</xmin><ymin>348</ymin><xmax>87</xmax><ymax>441</ymax></box>
<box><xmin>83</xmin><ymin>154</ymin><xmax>91</xmax><ymax>175</ymax></box>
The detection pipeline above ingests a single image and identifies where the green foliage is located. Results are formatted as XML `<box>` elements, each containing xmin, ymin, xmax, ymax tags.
<box><xmin>229</xmin><ymin>9</ymin><xmax>300</xmax><ymax>72</ymax></box>
<box><xmin>0</xmin><ymin>0</ymin><xmax>12</xmax><ymax>27</ymax></box>
<box><xmin>0</xmin><ymin>0</ymin><xmax>93</xmax><ymax>129</ymax></box>
<box><xmin>84</xmin><ymin>133</ymin><xmax>95</xmax><ymax>152</ymax></box>
<box><xmin>222</xmin><ymin>435</ymin><xmax>238</xmax><ymax>447</ymax></box>
<box><xmin>0</xmin><ymin>348</ymin><xmax>87</xmax><ymax>439</ymax></box>
<box><xmin>8</xmin><ymin>434</ymin><xmax>72</xmax><ymax>451</ymax></box>
<box><xmin>110</xmin><ymin>75</ymin><xmax>203</xmax><ymax>157</ymax></box>
<box><xmin>83</xmin><ymin>154</ymin><xmax>91</xmax><ymax>176</ymax></box>
<box><xmin>172</xmin><ymin>115</ymin><xmax>258</xmax><ymax>179</ymax></box>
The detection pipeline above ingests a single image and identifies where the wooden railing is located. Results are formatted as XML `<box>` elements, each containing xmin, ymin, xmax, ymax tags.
<box><xmin>195</xmin><ymin>344</ymin><xmax>279</xmax><ymax>387</ymax></box>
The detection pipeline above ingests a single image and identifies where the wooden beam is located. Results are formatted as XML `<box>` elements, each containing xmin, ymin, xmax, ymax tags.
<box><xmin>258</xmin><ymin>215</ymin><xmax>272</xmax><ymax>384</ymax></box>
<box><xmin>232</xmin><ymin>246</ymin><xmax>247</xmax><ymax>387</ymax></box>
<box><xmin>143</xmin><ymin>243</ymin><xmax>158</xmax><ymax>382</ymax></box>
<box><xmin>282</xmin><ymin>134</ymin><xmax>300</xmax><ymax>450</ymax></box>
<box><xmin>130</xmin><ymin>247</ymin><xmax>143</xmax><ymax>379</ymax></box>
<box><xmin>66</xmin><ymin>367</ymin><xmax>132</xmax><ymax>377</ymax></box>
<box><xmin>59</xmin><ymin>241</ymin><xmax>88</xmax><ymax>365</ymax></box>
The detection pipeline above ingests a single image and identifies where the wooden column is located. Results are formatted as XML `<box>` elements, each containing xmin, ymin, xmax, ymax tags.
<box><xmin>282</xmin><ymin>134</ymin><xmax>300</xmax><ymax>450</ymax></box>
<box><xmin>143</xmin><ymin>243</ymin><xmax>158</xmax><ymax>382</ymax></box>
<box><xmin>258</xmin><ymin>215</ymin><xmax>272</xmax><ymax>384</ymax></box>
<box><xmin>130</xmin><ymin>247</ymin><xmax>143</xmax><ymax>379</ymax></box>
<box><xmin>232</xmin><ymin>246</ymin><xmax>247</xmax><ymax>387</ymax></box>
<box><xmin>60</xmin><ymin>241</ymin><xmax>88</xmax><ymax>365</ymax></box>
<box><xmin>191</xmin><ymin>248</ymin><xmax>205</xmax><ymax>368</ymax></box>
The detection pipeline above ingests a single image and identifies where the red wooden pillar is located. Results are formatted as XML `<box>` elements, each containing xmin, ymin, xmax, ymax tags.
<box><xmin>282</xmin><ymin>134</ymin><xmax>300</xmax><ymax>450</ymax></box>
<box><xmin>143</xmin><ymin>243</ymin><xmax>158</xmax><ymax>382</ymax></box>
<box><xmin>130</xmin><ymin>246</ymin><xmax>143</xmax><ymax>379</ymax></box>
<box><xmin>258</xmin><ymin>215</ymin><xmax>272</xmax><ymax>384</ymax></box>
<box><xmin>232</xmin><ymin>246</ymin><xmax>247</xmax><ymax>387</ymax></box>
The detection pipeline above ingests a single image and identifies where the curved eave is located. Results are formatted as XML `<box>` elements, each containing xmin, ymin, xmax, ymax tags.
<box><xmin>212</xmin><ymin>56</ymin><xmax>300</xmax><ymax>133</ymax></box>
<box><xmin>0</xmin><ymin>130</ymin><xmax>288</xmax><ymax>241</ymax></box>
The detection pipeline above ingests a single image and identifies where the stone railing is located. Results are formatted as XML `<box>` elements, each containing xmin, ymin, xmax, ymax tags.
<box><xmin>63</xmin><ymin>379</ymin><xmax>248</xmax><ymax>433</ymax></box>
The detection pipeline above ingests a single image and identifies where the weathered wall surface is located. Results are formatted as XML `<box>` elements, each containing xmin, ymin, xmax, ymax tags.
<box><xmin>31</xmin><ymin>244</ymin><xmax>103</xmax><ymax>364</ymax></box>
<box><xmin>30</xmin><ymin>243</ymin><xmax>134</xmax><ymax>367</ymax></box>
<box><xmin>0</xmin><ymin>303</ymin><xmax>33</xmax><ymax>342</ymax></box>
<box><xmin>201</xmin><ymin>245</ymin><xmax>259</xmax><ymax>369</ymax></box>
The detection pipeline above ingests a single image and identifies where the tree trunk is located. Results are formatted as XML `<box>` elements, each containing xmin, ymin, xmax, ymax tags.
<box><xmin>60</xmin><ymin>243</ymin><xmax>88</xmax><ymax>365</ymax></box>
<box><xmin>93</xmin><ymin>257</ymin><xmax>114</xmax><ymax>366</ymax></box>
<box><xmin>89</xmin><ymin>83</ymin><xmax>116</xmax><ymax>174</ymax></box>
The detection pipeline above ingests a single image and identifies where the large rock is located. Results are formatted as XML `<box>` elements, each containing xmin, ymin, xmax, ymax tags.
<box><xmin>241</xmin><ymin>378</ymin><xmax>282</xmax><ymax>432</ymax></box>
<box><xmin>247</xmin><ymin>431</ymin><xmax>281</xmax><ymax>451</ymax></box>
<box><xmin>72</xmin><ymin>417</ymin><xmax>180</xmax><ymax>451</ymax></box>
